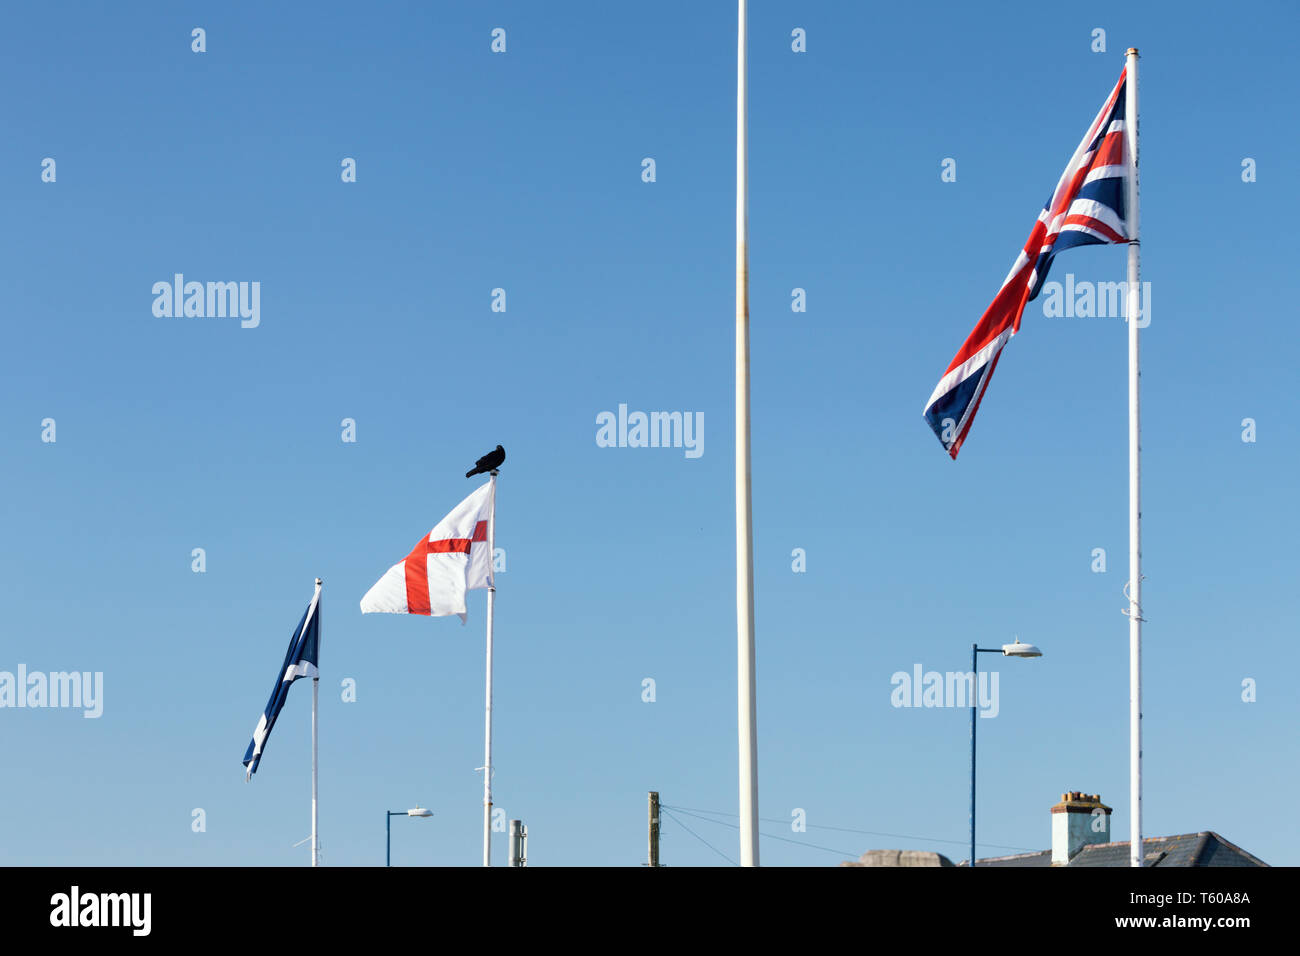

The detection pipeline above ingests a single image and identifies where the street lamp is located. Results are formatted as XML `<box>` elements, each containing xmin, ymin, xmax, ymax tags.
<box><xmin>969</xmin><ymin>639</ymin><xmax>1042</xmax><ymax>868</ymax></box>
<box><xmin>386</xmin><ymin>807</ymin><xmax>433</xmax><ymax>866</ymax></box>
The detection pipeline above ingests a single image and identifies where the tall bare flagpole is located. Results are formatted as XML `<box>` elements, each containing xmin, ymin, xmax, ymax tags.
<box><xmin>482</xmin><ymin>471</ymin><xmax>498</xmax><ymax>866</ymax></box>
<box><xmin>735</xmin><ymin>0</ymin><xmax>760</xmax><ymax>868</ymax></box>
<box><xmin>311</xmin><ymin>577</ymin><xmax>321</xmax><ymax>868</ymax></box>
<box><xmin>1123</xmin><ymin>47</ymin><xmax>1143</xmax><ymax>868</ymax></box>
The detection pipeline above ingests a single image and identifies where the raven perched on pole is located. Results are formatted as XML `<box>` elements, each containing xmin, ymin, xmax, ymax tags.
<box><xmin>466</xmin><ymin>445</ymin><xmax>506</xmax><ymax>478</ymax></box>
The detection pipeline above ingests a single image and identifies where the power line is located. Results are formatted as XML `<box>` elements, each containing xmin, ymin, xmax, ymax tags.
<box><xmin>666</xmin><ymin>805</ymin><xmax>859</xmax><ymax>858</ymax></box>
<box><xmin>662</xmin><ymin>803</ymin><xmax>1036</xmax><ymax>854</ymax></box>
<box><xmin>659</xmin><ymin>807</ymin><xmax>738</xmax><ymax>867</ymax></box>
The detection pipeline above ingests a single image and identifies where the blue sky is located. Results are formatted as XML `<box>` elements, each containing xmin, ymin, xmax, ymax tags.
<box><xmin>1</xmin><ymin>0</ymin><xmax>1296</xmax><ymax>867</ymax></box>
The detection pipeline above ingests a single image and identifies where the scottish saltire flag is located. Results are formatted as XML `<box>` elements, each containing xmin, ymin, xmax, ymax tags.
<box><xmin>359</xmin><ymin>480</ymin><xmax>494</xmax><ymax>621</ymax></box>
<box><xmin>923</xmin><ymin>67</ymin><xmax>1131</xmax><ymax>458</ymax></box>
<box><xmin>243</xmin><ymin>583</ymin><xmax>321</xmax><ymax>780</ymax></box>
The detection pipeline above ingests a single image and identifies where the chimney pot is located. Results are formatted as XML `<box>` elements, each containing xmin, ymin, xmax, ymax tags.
<box><xmin>1052</xmin><ymin>790</ymin><xmax>1110</xmax><ymax>864</ymax></box>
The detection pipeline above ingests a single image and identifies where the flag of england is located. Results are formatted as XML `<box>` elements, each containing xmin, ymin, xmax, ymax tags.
<box><xmin>360</xmin><ymin>480</ymin><xmax>495</xmax><ymax>621</ymax></box>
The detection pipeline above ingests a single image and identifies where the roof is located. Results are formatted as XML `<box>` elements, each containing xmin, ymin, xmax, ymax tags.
<box><xmin>960</xmin><ymin>831</ymin><xmax>1268</xmax><ymax>867</ymax></box>
<box><xmin>840</xmin><ymin>850</ymin><xmax>955</xmax><ymax>867</ymax></box>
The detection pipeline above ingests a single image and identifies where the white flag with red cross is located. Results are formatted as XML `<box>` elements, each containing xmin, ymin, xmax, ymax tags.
<box><xmin>359</xmin><ymin>480</ymin><xmax>495</xmax><ymax>621</ymax></box>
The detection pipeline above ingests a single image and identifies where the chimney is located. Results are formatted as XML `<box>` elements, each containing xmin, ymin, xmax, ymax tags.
<box><xmin>1050</xmin><ymin>791</ymin><xmax>1112</xmax><ymax>864</ymax></box>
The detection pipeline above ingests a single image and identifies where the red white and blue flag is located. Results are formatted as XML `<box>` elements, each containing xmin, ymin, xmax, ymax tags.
<box><xmin>923</xmin><ymin>67</ymin><xmax>1131</xmax><ymax>458</ymax></box>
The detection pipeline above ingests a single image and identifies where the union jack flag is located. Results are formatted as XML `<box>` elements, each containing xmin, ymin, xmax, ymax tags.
<box><xmin>923</xmin><ymin>67</ymin><xmax>1131</xmax><ymax>458</ymax></box>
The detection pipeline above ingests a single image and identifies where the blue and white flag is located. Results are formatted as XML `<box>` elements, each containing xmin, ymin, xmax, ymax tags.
<box><xmin>243</xmin><ymin>582</ymin><xmax>321</xmax><ymax>780</ymax></box>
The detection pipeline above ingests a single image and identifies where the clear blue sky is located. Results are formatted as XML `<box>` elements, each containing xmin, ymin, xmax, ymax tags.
<box><xmin>1</xmin><ymin>0</ymin><xmax>1296</xmax><ymax>867</ymax></box>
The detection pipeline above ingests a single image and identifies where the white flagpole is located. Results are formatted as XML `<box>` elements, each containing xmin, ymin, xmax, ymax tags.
<box><xmin>1123</xmin><ymin>48</ymin><xmax>1143</xmax><ymax>868</ymax></box>
<box><xmin>482</xmin><ymin>472</ymin><xmax>498</xmax><ymax>867</ymax></box>
<box><xmin>311</xmin><ymin>576</ymin><xmax>321</xmax><ymax>868</ymax></box>
<box><xmin>735</xmin><ymin>0</ymin><xmax>760</xmax><ymax>868</ymax></box>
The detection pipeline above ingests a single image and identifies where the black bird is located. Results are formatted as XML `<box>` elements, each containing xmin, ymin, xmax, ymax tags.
<box><xmin>466</xmin><ymin>445</ymin><xmax>506</xmax><ymax>478</ymax></box>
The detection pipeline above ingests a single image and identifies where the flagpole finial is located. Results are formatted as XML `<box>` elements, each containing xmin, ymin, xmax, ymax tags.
<box><xmin>1126</xmin><ymin>47</ymin><xmax>1138</xmax><ymax>56</ymax></box>
<box><xmin>315</xmin><ymin>578</ymin><xmax>322</xmax><ymax>586</ymax></box>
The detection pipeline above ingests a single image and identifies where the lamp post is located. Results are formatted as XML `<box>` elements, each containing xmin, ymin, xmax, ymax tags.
<box><xmin>386</xmin><ymin>807</ymin><xmax>433</xmax><ymax>866</ymax></box>
<box><xmin>970</xmin><ymin>639</ymin><xmax>1041</xmax><ymax>868</ymax></box>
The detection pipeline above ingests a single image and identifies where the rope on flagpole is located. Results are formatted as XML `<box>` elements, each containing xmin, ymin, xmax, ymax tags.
<box><xmin>1121</xmin><ymin>579</ymin><xmax>1147</xmax><ymax>622</ymax></box>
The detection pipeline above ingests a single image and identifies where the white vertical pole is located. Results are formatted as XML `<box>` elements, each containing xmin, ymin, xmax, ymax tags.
<box><xmin>1123</xmin><ymin>48</ymin><xmax>1143</xmax><ymax>868</ymax></box>
<box><xmin>483</xmin><ymin>473</ymin><xmax>497</xmax><ymax>867</ymax></box>
<box><xmin>735</xmin><ymin>0</ymin><xmax>760</xmax><ymax>868</ymax></box>
<box><xmin>311</xmin><ymin>577</ymin><xmax>321</xmax><ymax>868</ymax></box>
<box><xmin>311</xmin><ymin>677</ymin><xmax>319</xmax><ymax>867</ymax></box>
